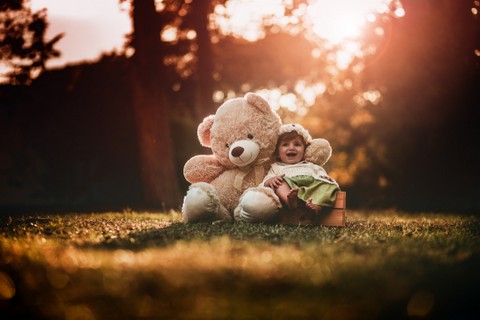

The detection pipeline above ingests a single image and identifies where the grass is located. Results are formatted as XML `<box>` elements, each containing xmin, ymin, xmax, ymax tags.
<box><xmin>0</xmin><ymin>210</ymin><xmax>479</xmax><ymax>319</ymax></box>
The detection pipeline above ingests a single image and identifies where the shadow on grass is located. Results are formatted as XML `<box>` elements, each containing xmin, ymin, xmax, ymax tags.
<box><xmin>76</xmin><ymin>221</ymin><xmax>345</xmax><ymax>251</ymax></box>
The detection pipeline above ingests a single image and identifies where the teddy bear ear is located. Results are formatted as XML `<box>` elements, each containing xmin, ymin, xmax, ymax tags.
<box><xmin>305</xmin><ymin>138</ymin><xmax>332</xmax><ymax>166</ymax></box>
<box><xmin>245</xmin><ymin>92</ymin><xmax>272</xmax><ymax>114</ymax></box>
<box><xmin>197</xmin><ymin>114</ymin><xmax>215</xmax><ymax>147</ymax></box>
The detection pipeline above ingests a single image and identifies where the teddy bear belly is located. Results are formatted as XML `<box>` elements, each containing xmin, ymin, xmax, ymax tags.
<box><xmin>211</xmin><ymin>170</ymin><xmax>258</xmax><ymax>212</ymax></box>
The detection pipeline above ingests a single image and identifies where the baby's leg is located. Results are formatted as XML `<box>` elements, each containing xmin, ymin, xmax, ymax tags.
<box><xmin>306</xmin><ymin>199</ymin><xmax>322</xmax><ymax>214</ymax></box>
<box><xmin>275</xmin><ymin>182</ymin><xmax>297</xmax><ymax>209</ymax></box>
<box><xmin>287</xmin><ymin>188</ymin><xmax>299</xmax><ymax>209</ymax></box>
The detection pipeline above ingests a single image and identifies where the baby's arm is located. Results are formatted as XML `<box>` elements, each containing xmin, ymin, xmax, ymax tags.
<box><xmin>260</xmin><ymin>165</ymin><xmax>279</xmax><ymax>187</ymax></box>
<box><xmin>264</xmin><ymin>174</ymin><xmax>285</xmax><ymax>189</ymax></box>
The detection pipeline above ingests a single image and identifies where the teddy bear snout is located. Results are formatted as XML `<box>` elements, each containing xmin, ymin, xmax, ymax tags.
<box><xmin>231</xmin><ymin>146</ymin><xmax>244</xmax><ymax>157</ymax></box>
<box><xmin>228</xmin><ymin>140</ymin><xmax>260</xmax><ymax>167</ymax></box>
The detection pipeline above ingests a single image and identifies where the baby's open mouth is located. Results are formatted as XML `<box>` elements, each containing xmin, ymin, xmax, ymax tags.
<box><xmin>286</xmin><ymin>152</ymin><xmax>297</xmax><ymax>157</ymax></box>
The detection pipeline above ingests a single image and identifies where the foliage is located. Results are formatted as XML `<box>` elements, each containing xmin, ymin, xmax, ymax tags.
<box><xmin>0</xmin><ymin>0</ymin><xmax>62</xmax><ymax>85</ymax></box>
<box><xmin>0</xmin><ymin>211</ymin><xmax>479</xmax><ymax>319</ymax></box>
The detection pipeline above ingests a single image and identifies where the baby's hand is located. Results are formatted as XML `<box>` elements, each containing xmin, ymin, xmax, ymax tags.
<box><xmin>264</xmin><ymin>174</ymin><xmax>285</xmax><ymax>189</ymax></box>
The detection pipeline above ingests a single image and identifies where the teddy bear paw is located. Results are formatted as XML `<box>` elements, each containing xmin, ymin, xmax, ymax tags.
<box><xmin>182</xmin><ymin>182</ymin><xmax>219</xmax><ymax>223</ymax></box>
<box><xmin>182</xmin><ymin>182</ymin><xmax>232</xmax><ymax>223</ymax></box>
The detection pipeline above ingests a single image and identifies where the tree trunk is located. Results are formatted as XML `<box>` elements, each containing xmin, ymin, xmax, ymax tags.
<box><xmin>190</xmin><ymin>0</ymin><xmax>216</xmax><ymax>120</ymax></box>
<box><xmin>130</xmin><ymin>0</ymin><xmax>181</xmax><ymax>209</ymax></box>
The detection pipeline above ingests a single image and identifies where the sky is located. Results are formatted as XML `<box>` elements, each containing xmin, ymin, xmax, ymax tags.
<box><xmin>31</xmin><ymin>0</ymin><xmax>131</xmax><ymax>68</ymax></box>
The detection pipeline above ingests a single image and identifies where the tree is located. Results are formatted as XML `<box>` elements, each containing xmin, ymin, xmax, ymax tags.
<box><xmin>128</xmin><ymin>0</ymin><xmax>182</xmax><ymax>209</ymax></box>
<box><xmin>124</xmin><ymin>0</ymin><xmax>231</xmax><ymax>208</ymax></box>
<box><xmin>186</xmin><ymin>0</ymin><xmax>216</xmax><ymax>119</ymax></box>
<box><xmin>0</xmin><ymin>0</ymin><xmax>62</xmax><ymax>85</ymax></box>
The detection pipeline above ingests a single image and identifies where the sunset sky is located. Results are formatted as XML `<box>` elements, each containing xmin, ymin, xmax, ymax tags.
<box><xmin>31</xmin><ymin>0</ymin><xmax>131</xmax><ymax>68</ymax></box>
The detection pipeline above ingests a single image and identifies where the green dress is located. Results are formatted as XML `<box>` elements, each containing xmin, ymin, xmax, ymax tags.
<box><xmin>283</xmin><ymin>175</ymin><xmax>340</xmax><ymax>207</ymax></box>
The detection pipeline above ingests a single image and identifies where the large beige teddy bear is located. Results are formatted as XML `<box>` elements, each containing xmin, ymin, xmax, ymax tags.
<box><xmin>182</xmin><ymin>92</ymin><xmax>333</xmax><ymax>223</ymax></box>
<box><xmin>182</xmin><ymin>92</ymin><xmax>282</xmax><ymax>223</ymax></box>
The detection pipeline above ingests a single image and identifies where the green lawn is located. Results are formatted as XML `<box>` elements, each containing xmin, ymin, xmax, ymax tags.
<box><xmin>0</xmin><ymin>210</ymin><xmax>479</xmax><ymax>319</ymax></box>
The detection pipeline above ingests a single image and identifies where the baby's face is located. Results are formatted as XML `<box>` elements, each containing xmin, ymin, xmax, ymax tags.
<box><xmin>277</xmin><ymin>137</ymin><xmax>305</xmax><ymax>164</ymax></box>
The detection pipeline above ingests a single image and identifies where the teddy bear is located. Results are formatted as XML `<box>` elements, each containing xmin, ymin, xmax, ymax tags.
<box><xmin>234</xmin><ymin>135</ymin><xmax>333</xmax><ymax>223</ymax></box>
<box><xmin>182</xmin><ymin>92</ymin><xmax>282</xmax><ymax>223</ymax></box>
<box><xmin>182</xmin><ymin>92</ymin><xmax>333</xmax><ymax>224</ymax></box>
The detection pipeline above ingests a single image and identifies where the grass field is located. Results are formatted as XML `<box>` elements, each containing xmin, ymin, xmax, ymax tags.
<box><xmin>0</xmin><ymin>210</ymin><xmax>479</xmax><ymax>319</ymax></box>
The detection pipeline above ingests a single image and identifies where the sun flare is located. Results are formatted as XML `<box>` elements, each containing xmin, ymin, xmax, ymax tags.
<box><xmin>211</xmin><ymin>0</ymin><xmax>405</xmax><ymax>112</ymax></box>
<box><xmin>306</xmin><ymin>0</ymin><xmax>390</xmax><ymax>43</ymax></box>
<box><xmin>213</xmin><ymin>0</ymin><xmax>403</xmax><ymax>44</ymax></box>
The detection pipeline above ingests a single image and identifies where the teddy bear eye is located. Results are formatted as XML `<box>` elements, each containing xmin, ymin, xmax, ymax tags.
<box><xmin>225</xmin><ymin>143</ymin><xmax>229</xmax><ymax>148</ymax></box>
<box><xmin>247</xmin><ymin>134</ymin><xmax>254</xmax><ymax>139</ymax></box>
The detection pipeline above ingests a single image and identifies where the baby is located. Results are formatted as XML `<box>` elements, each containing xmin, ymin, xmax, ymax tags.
<box><xmin>262</xmin><ymin>124</ymin><xmax>340</xmax><ymax>213</ymax></box>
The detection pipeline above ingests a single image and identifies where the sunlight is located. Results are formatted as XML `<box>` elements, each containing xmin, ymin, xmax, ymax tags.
<box><xmin>212</xmin><ymin>0</ymin><xmax>404</xmax><ymax>75</ymax></box>
<box><xmin>394</xmin><ymin>7</ymin><xmax>406</xmax><ymax>17</ymax></box>
<box><xmin>331</xmin><ymin>41</ymin><xmax>363</xmax><ymax>70</ymax></box>
<box><xmin>213</xmin><ymin>0</ymin><xmax>287</xmax><ymax>41</ymax></box>
<box><xmin>353</xmin><ymin>89</ymin><xmax>383</xmax><ymax>107</ymax></box>
<box><xmin>0</xmin><ymin>64</ymin><xmax>10</xmax><ymax>84</ymax></box>
<box><xmin>295</xmin><ymin>80</ymin><xmax>327</xmax><ymax>106</ymax></box>
<box><xmin>213</xmin><ymin>0</ymin><xmax>403</xmax><ymax>44</ymax></box>
<box><xmin>154</xmin><ymin>0</ymin><xmax>166</xmax><ymax>12</ymax></box>
<box><xmin>214</xmin><ymin>78</ymin><xmax>379</xmax><ymax>118</ymax></box>
<box><xmin>213</xmin><ymin>79</ymin><xmax>329</xmax><ymax>116</ymax></box>
<box><xmin>160</xmin><ymin>25</ymin><xmax>197</xmax><ymax>43</ymax></box>
<box><xmin>306</xmin><ymin>0</ymin><xmax>401</xmax><ymax>43</ymax></box>
<box><xmin>307</xmin><ymin>1</ymin><xmax>364</xmax><ymax>43</ymax></box>
<box><xmin>0</xmin><ymin>271</ymin><xmax>15</xmax><ymax>300</ymax></box>
<box><xmin>245</xmin><ymin>80</ymin><xmax>327</xmax><ymax>115</ymax></box>
<box><xmin>161</xmin><ymin>26</ymin><xmax>178</xmax><ymax>42</ymax></box>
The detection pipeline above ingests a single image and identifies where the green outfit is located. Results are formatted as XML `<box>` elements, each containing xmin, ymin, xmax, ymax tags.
<box><xmin>283</xmin><ymin>175</ymin><xmax>339</xmax><ymax>207</ymax></box>
<box><xmin>261</xmin><ymin>161</ymin><xmax>340</xmax><ymax>207</ymax></box>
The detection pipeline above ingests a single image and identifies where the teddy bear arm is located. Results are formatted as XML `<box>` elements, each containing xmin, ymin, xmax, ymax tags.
<box><xmin>184</xmin><ymin>155</ymin><xmax>226</xmax><ymax>183</ymax></box>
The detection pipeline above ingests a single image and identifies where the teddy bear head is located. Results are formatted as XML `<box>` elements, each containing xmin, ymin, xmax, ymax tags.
<box><xmin>197</xmin><ymin>92</ymin><xmax>282</xmax><ymax>168</ymax></box>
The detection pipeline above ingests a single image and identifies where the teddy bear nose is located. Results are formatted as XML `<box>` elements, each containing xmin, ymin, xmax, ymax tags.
<box><xmin>231</xmin><ymin>146</ymin><xmax>244</xmax><ymax>157</ymax></box>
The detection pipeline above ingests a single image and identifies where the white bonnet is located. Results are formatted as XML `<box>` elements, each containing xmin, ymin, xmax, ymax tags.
<box><xmin>279</xmin><ymin>124</ymin><xmax>312</xmax><ymax>144</ymax></box>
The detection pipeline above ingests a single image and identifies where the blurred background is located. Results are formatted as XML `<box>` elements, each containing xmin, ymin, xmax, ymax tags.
<box><xmin>0</xmin><ymin>0</ymin><xmax>478</xmax><ymax>214</ymax></box>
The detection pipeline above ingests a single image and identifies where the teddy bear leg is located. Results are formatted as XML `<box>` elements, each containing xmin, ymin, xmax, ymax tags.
<box><xmin>182</xmin><ymin>182</ymin><xmax>231</xmax><ymax>223</ymax></box>
<box><xmin>234</xmin><ymin>187</ymin><xmax>282</xmax><ymax>223</ymax></box>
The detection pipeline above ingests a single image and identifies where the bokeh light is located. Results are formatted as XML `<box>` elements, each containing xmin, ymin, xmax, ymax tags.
<box><xmin>0</xmin><ymin>272</ymin><xmax>15</xmax><ymax>300</ymax></box>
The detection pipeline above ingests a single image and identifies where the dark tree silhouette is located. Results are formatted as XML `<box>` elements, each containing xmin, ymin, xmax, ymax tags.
<box><xmin>186</xmin><ymin>0</ymin><xmax>216</xmax><ymax>119</ymax></box>
<box><xmin>128</xmin><ymin>0</ymin><xmax>182</xmax><ymax>209</ymax></box>
<box><xmin>0</xmin><ymin>0</ymin><xmax>62</xmax><ymax>85</ymax></box>
<box><xmin>124</xmin><ymin>0</ymin><xmax>225</xmax><ymax>208</ymax></box>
